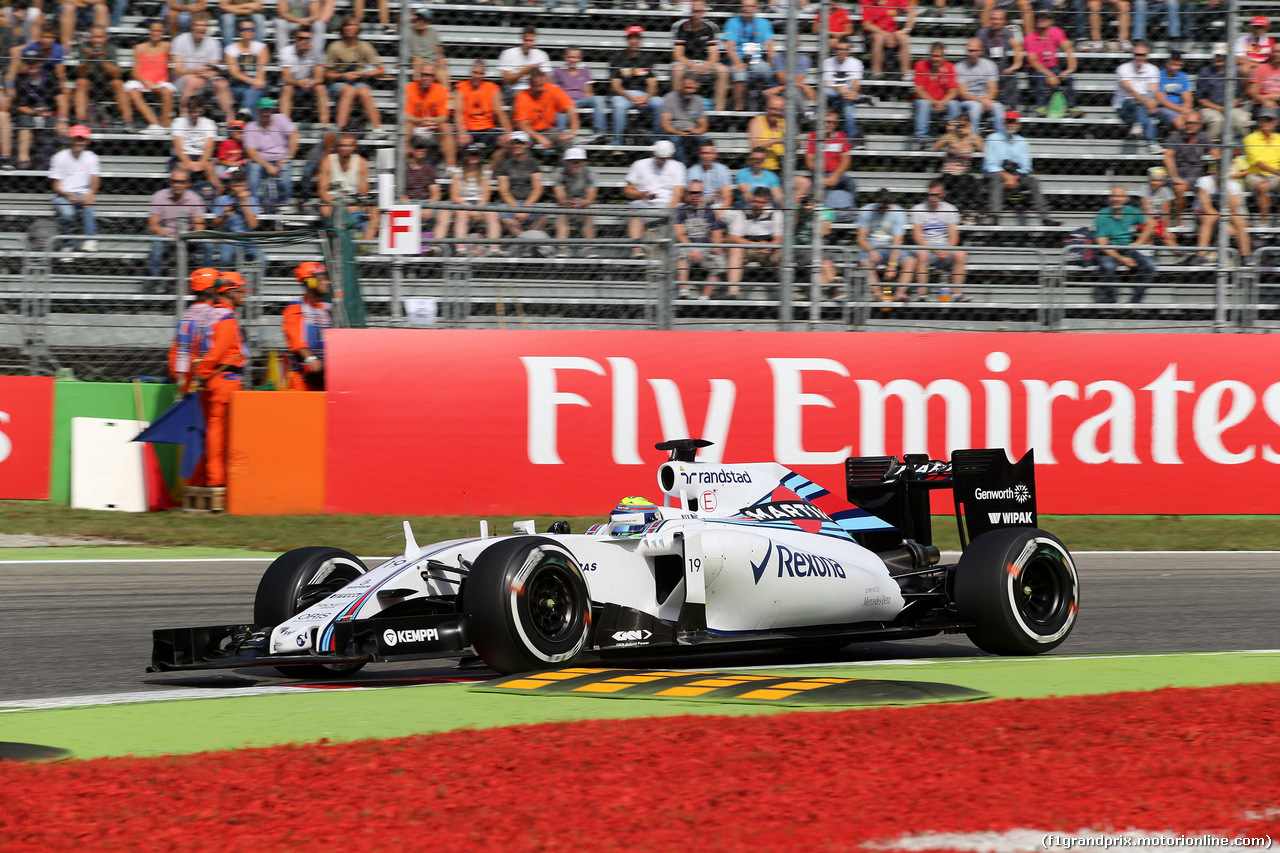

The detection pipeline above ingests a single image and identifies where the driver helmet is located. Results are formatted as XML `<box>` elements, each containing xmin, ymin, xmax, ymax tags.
<box><xmin>609</xmin><ymin>496</ymin><xmax>658</xmax><ymax>536</ymax></box>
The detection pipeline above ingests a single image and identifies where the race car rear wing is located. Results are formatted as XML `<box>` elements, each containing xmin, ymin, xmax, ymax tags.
<box><xmin>844</xmin><ymin>449</ymin><xmax>1038</xmax><ymax>550</ymax></box>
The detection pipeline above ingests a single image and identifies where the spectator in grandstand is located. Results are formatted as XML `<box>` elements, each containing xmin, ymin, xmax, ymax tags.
<box><xmin>49</xmin><ymin>124</ymin><xmax>98</xmax><ymax>251</ymax></box>
<box><xmin>687</xmin><ymin>140</ymin><xmax>733</xmax><ymax>210</ymax></box>
<box><xmin>1133</xmin><ymin>166</ymin><xmax>1180</xmax><ymax>251</ymax></box>
<box><xmin>1247</xmin><ymin>42</ymin><xmax>1280</xmax><ymax>116</ymax></box>
<box><xmin>736</xmin><ymin>146</ymin><xmax>781</xmax><ymax>207</ymax></box>
<box><xmin>224</xmin><ymin>19</ymin><xmax>267</xmax><ymax>119</ymax></box>
<box><xmin>1025</xmin><ymin>12</ymin><xmax>1084</xmax><ymax>119</ymax></box>
<box><xmin>1243</xmin><ymin>108</ymin><xmax>1280</xmax><ymax>227</ymax></box>
<box><xmin>73</xmin><ymin>26</ymin><xmax>131</xmax><ymax>127</ymax></box>
<box><xmin>723</xmin><ymin>0</ymin><xmax>775</xmax><ymax>110</ymax></box>
<box><xmin>671</xmin><ymin>0</ymin><xmax>728</xmax><ymax>113</ymax></box>
<box><xmin>1113</xmin><ymin>42</ymin><xmax>1163</xmax><ymax>155</ymax></box>
<box><xmin>1154</xmin><ymin>49</ymin><xmax>1194</xmax><ymax>133</ymax></box>
<box><xmin>550</xmin><ymin>147</ymin><xmax>597</xmax><ymax>259</ymax></box>
<box><xmin>499</xmin><ymin>25</ymin><xmax>550</xmax><ymax>96</ymax></box>
<box><xmin>275</xmin><ymin>0</ymin><xmax>325</xmax><ymax>55</ymax></box>
<box><xmin>763</xmin><ymin>49</ymin><xmax>817</xmax><ymax>109</ymax></box>
<box><xmin>1235</xmin><ymin>15</ymin><xmax>1273</xmax><ymax>81</ymax></box>
<box><xmin>932</xmin><ymin>114</ymin><xmax>985</xmax><ymax>223</ymax></box>
<box><xmin>404</xmin><ymin>68</ymin><xmax>457</xmax><ymax>169</ymax></box>
<box><xmin>623</xmin><ymin>139</ymin><xmax>686</xmax><ymax>260</ymax></box>
<box><xmin>747</xmin><ymin>94</ymin><xmax>789</xmax><ymax>171</ymax></box>
<box><xmin>215</xmin><ymin>117</ymin><xmax>245</xmax><ymax>178</ymax></box>
<box><xmin>124</xmin><ymin>19</ymin><xmax>174</xmax><ymax>135</ymax></box>
<box><xmin>450</xmin><ymin>142</ymin><xmax>499</xmax><ymax>257</ymax></box>
<box><xmin>982</xmin><ymin>111</ymin><xmax>1060</xmax><ymax>226</ymax></box>
<box><xmin>861</xmin><ymin>0</ymin><xmax>914</xmax><ymax>82</ymax></box>
<box><xmin>11</xmin><ymin>47</ymin><xmax>66</xmax><ymax>170</ymax></box>
<box><xmin>856</xmin><ymin>188</ymin><xmax>916</xmax><ymax>304</ymax></box>
<box><xmin>910</xmin><ymin>178</ymin><xmax>970</xmax><ymax>301</ymax></box>
<box><xmin>804</xmin><ymin>110</ymin><xmax>858</xmax><ymax>219</ymax></box>
<box><xmin>279</xmin><ymin>26</ymin><xmax>329</xmax><ymax>129</ymax></box>
<box><xmin>1190</xmin><ymin>158</ymin><xmax>1251</xmax><ymax>265</ymax></box>
<box><xmin>402</xmin><ymin>136</ymin><xmax>446</xmax><ymax>246</ymax></box>
<box><xmin>1093</xmin><ymin>184</ymin><xmax>1155</xmax><ymax>303</ymax></box>
<box><xmin>609</xmin><ymin>26</ymin><xmax>661</xmax><ymax>152</ymax></box>
<box><xmin>1077</xmin><ymin>0</ymin><xmax>1132</xmax><ymax>53</ymax></box>
<box><xmin>244</xmin><ymin>96</ymin><xmax>298</xmax><ymax>210</ymax></box>
<box><xmin>493</xmin><ymin>130</ymin><xmax>546</xmax><ymax>240</ymax></box>
<box><xmin>171</xmin><ymin>96</ymin><xmax>220</xmax><ymax>193</ymax></box>
<box><xmin>161</xmin><ymin>0</ymin><xmax>207</xmax><ymax>40</ymax></box>
<box><xmin>351</xmin><ymin>0</ymin><xmax>391</xmax><ymax>37</ymax></box>
<box><xmin>58</xmin><ymin>0</ymin><xmax>108</xmax><ymax>51</ymax></box>
<box><xmin>407</xmin><ymin>7</ymin><xmax>446</xmax><ymax>85</ymax></box>
<box><xmin>1195</xmin><ymin>44</ymin><xmax>1250</xmax><ymax>144</ymax></box>
<box><xmin>209</xmin><ymin>168</ymin><xmax>260</xmax><ymax>265</ymax></box>
<box><xmin>722</xmin><ymin>186</ymin><xmax>781</xmax><ymax>298</ymax></box>
<box><xmin>172</xmin><ymin>13</ymin><xmax>233</xmax><ymax>118</ymax></box>
<box><xmin>975</xmin><ymin>9</ymin><xmax>1023</xmax><ymax>112</ymax></box>
<box><xmin>674</xmin><ymin>179</ymin><xmax>726</xmax><ymax>299</ymax></box>
<box><xmin>1132</xmin><ymin>0</ymin><xmax>1185</xmax><ymax>51</ymax></box>
<box><xmin>513</xmin><ymin>68</ymin><xmax>577</xmax><ymax>154</ymax></box>
<box><xmin>318</xmin><ymin>131</ymin><xmax>377</xmax><ymax>239</ymax></box>
<box><xmin>911</xmin><ymin>42</ymin><xmax>960</xmax><ymax>149</ymax></box>
<box><xmin>813</xmin><ymin>0</ymin><xmax>855</xmax><ymax>51</ymax></box>
<box><xmin>217</xmin><ymin>0</ymin><xmax>264</xmax><ymax>45</ymax></box>
<box><xmin>454</xmin><ymin>60</ymin><xmax>510</xmax><ymax>155</ymax></box>
<box><xmin>13</xmin><ymin>25</ymin><xmax>65</xmax><ymax>88</ymax></box>
<box><xmin>147</xmin><ymin>168</ymin><xmax>207</xmax><ymax>281</ymax></box>
<box><xmin>551</xmin><ymin>48</ymin><xmax>606</xmax><ymax>146</ymax></box>
<box><xmin>2</xmin><ymin>0</ymin><xmax>43</xmax><ymax>47</ymax></box>
<box><xmin>793</xmin><ymin>193</ymin><xmax>842</xmax><ymax>295</ymax></box>
<box><xmin>661</xmin><ymin>75</ymin><xmax>709</xmax><ymax>167</ymax></box>
<box><xmin>956</xmin><ymin>37</ymin><xmax>1006</xmax><ymax>136</ymax></box>
<box><xmin>823</xmin><ymin>36</ymin><xmax>865</xmax><ymax>148</ymax></box>
<box><xmin>1161</xmin><ymin>110</ymin><xmax>1216</xmax><ymax>225</ymax></box>
<box><xmin>325</xmin><ymin>15</ymin><xmax>386</xmax><ymax>138</ymax></box>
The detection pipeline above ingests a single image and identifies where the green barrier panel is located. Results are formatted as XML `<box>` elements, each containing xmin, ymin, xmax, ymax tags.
<box><xmin>50</xmin><ymin>380</ymin><xmax>180</xmax><ymax>505</ymax></box>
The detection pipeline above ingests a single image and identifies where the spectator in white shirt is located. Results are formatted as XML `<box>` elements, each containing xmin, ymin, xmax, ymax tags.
<box><xmin>623</xmin><ymin>139</ymin><xmax>687</xmax><ymax>259</ymax></box>
<box><xmin>278</xmin><ymin>27</ymin><xmax>329</xmax><ymax>127</ymax></box>
<box><xmin>498</xmin><ymin>26</ymin><xmax>550</xmax><ymax>96</ymax></box>
<box><xmin>49</xmin><ymin>124</ymin><xmax>100</xmax><ymax>251</ymax></box>
<box><xmin>170</xmin><ymin>96</ymin><xmax>221</xmax><ymax>193</ymax></box>
<box><xmin>823</xmin><ymin>36</ymin><xmax>865</xmax><ymax>146</ymax></box>
<box><xmin>172</xmin><ymin>13</ymin><xmax>233</xmax><ymax>117</ymax></box>
<box><xmin>910</xmin><ymin>179</ymin><xmax>970</xmax><ymax>300</ymax></box>
<box><xmin>722</xmin><ymin>187</ymin><xmax>782</xmax><ymax>298</ymax></box>
<box><xmin>1113</xmin><ymin>42</ymin><xmax>1163</xmax><ymax>154</ymax></box>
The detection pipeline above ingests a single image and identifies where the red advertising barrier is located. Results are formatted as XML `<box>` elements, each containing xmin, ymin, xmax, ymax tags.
<box><xmin>326</xmin><ymin>330</ymin><xmax>1280</xmax><ymax>516</ymax></box>
<box><xmin>0</xmin><ymin>376</ymin><xmax>55</xmax><ymax>500</ymax></box>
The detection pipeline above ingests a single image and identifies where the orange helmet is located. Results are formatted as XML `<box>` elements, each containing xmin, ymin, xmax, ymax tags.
<box><xmin>217</xmin><ymin>271</ymin><xmax>247</xmax><ymax>292</ymax></box>
<box><xmin>294</xmin><ymin>261</ymin><xmax>328</xmax><ymax>289</ymax></box>
<box><xmin>189</xmin><ymin>267</ymin><xmax>222</xmax><ymax>293</ymax></box>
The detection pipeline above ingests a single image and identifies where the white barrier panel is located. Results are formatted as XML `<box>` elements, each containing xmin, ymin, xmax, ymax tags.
<box><xmin>70</xmin><ymin>417</ymin><xmax>148</xmax><ymax>512</ymax></box>
<box><xmin>380</xmin><ymin>205</ymin><xmax>422</xmax><ymax>255</ymax></box>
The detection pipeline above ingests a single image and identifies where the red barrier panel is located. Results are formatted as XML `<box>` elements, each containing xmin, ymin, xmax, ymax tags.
<box><xmin>0</xmin><ymin>376</ymin><xmax>55</xmax><ymax>500</ymax></box>
<box><xmin>326</xmin><ymin>330</ymin><xmax>1280</xmax><ymax>516</ymax></box>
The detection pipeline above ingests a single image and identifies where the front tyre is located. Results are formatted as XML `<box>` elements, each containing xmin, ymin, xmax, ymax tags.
<box><xmin>467</xmin><ymin>536</ymin><xmax>592</xmax><ymax>675</ymax></box>
<box><xmin>255</xmin><ymin>546</ymin><xmax>368</xmax><ymax>678</ymax></box>
<box><xmin>953</xmin><ymin>528</ymin><xmax>1079</xmax><ymax>655</ymax></box>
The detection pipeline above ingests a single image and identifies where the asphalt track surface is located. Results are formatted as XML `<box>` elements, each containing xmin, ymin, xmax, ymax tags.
<box><xmin>1</xmin><ymin>552</ymin><xmax>1277</xmax><ymax>702</ymax></box>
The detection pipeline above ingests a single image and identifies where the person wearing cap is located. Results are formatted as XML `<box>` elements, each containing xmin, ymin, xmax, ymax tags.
<box><xmin>282</xmin><ymin>261</ymin><xmax>330</xmax><ymax>391</ymax></box>
<box><xmin>1247</xmin><ymin>42</ymin><xmax>1280</xmax><ymax>116</ymax></box>
<box><xmin>494</xmin><ymin>130</ymin><xmax>546</xmax><ymax>239</ymax></box>
<box><xmin>660</xmin><ymin>75</ymin><xmax>709</xmax><ymax>167</ymax></box>
<box><xmin>1113</xmin><ymin>41</ymin><xmax>1163</xmax><ymax>155</ymax></box>
<box><xmin>124</xmin><ymin>19</ymin><xmax>176</xmax><ymax>136</ymax></box>
<box><xmin>279</xmin><ymin>25</ymin><xmax>330</xmax><ymax>128</ymax></box>
<box><xmin>407</xmin><ymin>6</ymin><xmax>447</xmax><ymax>85</ymax></box>
<box><xmin>513</xmin><ymin>68</ymin><xmax>578</xmax><ymax>152</ymax></box>
<box><xmin>1195</xmin><ymin>44</ymin><xmax>1251</xmax><ymax>143</ymax></box>
<box><xmin>674</xmin><ymin>179</ymin><xmax>726</xmax><ymax>299</ymax></box>
<box><xmin>624</xmin><ymin>140</ymin><xmax>686</xmax><ymax>259</ymax></box>
<box><xmin>498</xmin><ymin>25</ymin><xmax>550</xmax><ymax>96</ymax></box>
<box><xmin>404</xmin><ymin>68</ymin><xmax>457</xmax><ymax>169</ymax></box>
<box><xmin>193</xmin><ymin>272</ymin><xmax>248</xmax><ymax>489</ymax></box>
<box><xmin>402</xmin><ymin>135</ymin><xmax>448</xmax><ymax>244</ymax></box>
<box><xmin>169</xmin><ymin>267</ymin><xmax>220</xmax><ymax>392</ymax></box>
<box><xmin>981</xmin><ymin>111</ymin><xmax>1060</xmax><ymax>227</ymax></box>
<box><xmin>671</xmin><ymin>0</ymin><xmax>728</xmax><ymax>113</ymax></box>
<box><xmin>1093</xmin><ymin>185</ymin><xmax>1155</xmax><ymax>304</ymax></box>
<box><xmin>551</xmin><ymin>47</ymin><xmax>607</xmax><ymax>147</ymax></box>
<box><xmin>1162</xmin><ymin>110</ymin><xmax>1217</xmax><ymax>226</ymax></box>
<box><xmin>171</xmin><ymin>13</ymin><xmax>234</xmax><ymax>119</ymax></box>
<box><xmin>1025</xmin><ymin>12</ymin><xmax>1084</xmax><ymax>120</ymax></box>
<box><xmin>11</xmin><ymin>45</ymin><xmax>68</xmax><ymax>170</ymax></box>
<box><xmin>453</xmin><ymin>60</ymin><xmax>511</xmax><ymax>155</ymax></box>
<box><xmin>244</xmin><ymin>95</ymin><xmax>298</xmax><ymax>210</ymax></box>
<box><xmin>325</xmin><ymin>15</ymin><xmax>386</xmax><ymax>138</ymax></box>
<box><xmin>147</xmin><ymin>168</ymin><xmax>207</xmax><ymax>283</ymax></box>
<box><xmin>1234</xmin><ymin>15</ymin><xmax>1274</xmax><ymax>80</ymax></box>
<box><xmin>723</xmin><ymin>0</ymin><xmax>776</xmax><ymax>110</ymax></box>
<box><xmin>609</xmin><ymin>26</ymin><xmax>661</xmax><ymax>151</ymax></box>
<box><xmin>73</xmin><ymin>26</ymin><xmax>131</xmax><ymax>128</ymax></box>
<box><xmin>551</xmin><ymin>147</ymin><xmax>598</xmax><ymax>258</ymax></box>
<box><xmin>210</xmin><ymin>169</ymin><xmax>260</xmax><ymax>264</ymax></box>
<box><xmin>225</xmin><ymin>17</ymin><xmax>269</xmax><ymax>118</ymax></box>
<box><xmin>450</xmin><ymin>141</ymin><xmax>500</xmax><ymax>256</ymax></box>
<box><xmin>49</xmin><ymin>124</ymin><xmax>100</xmax><ymax>252</ymax></box>
<box><xmin>1243</xmin><ymin>109</ymin><xmax>1280</xmax><ymax>227</ymax></box>
<box><xmin>1134</xmin><ymin>166</ymin><xmax>1180</xmax><ymax>249</ymax></box>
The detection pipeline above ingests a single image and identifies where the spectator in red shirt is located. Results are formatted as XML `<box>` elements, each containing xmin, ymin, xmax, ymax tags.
<box><xmin>912</xmin><ymin>42</ymin><xmax>959</xmax><ymax>147</ymax></box>
<box><xmin>216</xmin><ymin>118</ymin><xmax>246</xmax><ymax>179</ymax></box>
<box><xmin>1247</xmin><ymin>42</ymin><xmax>1280</xmax><ymax>114</ymax></box>
<box><xmin>805</xmin><ymin>110</ymin><xmax>858</xmax><ymax>218</ymax></box>
<box><xmin>861</xmin><ymin>0</ymin><xmax>915</xmax><ymax>80</ymax></box>
<box><xmin>813</xmin><ymin>0</ymin><xmax>855</xmax><ymax>51</ymax></box>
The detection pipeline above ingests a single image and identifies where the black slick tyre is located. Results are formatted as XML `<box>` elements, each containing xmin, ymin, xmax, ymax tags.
<box><xmin>255</xmin><ymin>546</ymin><xmax>368</xmax><ymax>678</ymax></box>
<box><xmin>953</xmin><ymin>528</ymin><xmax>1079</xmax><ymax>655</ymax></box>
<box><xmin>467</xmin><ymin>536</ymin><xmax>592</xmax><ymax>675</ymax></box>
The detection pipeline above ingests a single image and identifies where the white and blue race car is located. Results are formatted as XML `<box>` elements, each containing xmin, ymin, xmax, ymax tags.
<box><xmin>150</xmin><ymin>440</ymin><xmax>1079</xmax><ymax>676</ymax></box>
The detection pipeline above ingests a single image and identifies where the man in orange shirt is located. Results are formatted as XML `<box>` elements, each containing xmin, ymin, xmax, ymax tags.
<box><xmin>195</xmin><ymin>271</ymin><xmax>248</xmax><ymax>489</ymax></box>
<box><xmin>168</xmin><ymin>267</ymin><xmax>220</xmax><ymax>393</ymax></box>
<box><xmin>454</xmin><ymin>59</ymin><xmax>511</xmax><ymax>154</ymax></box>
<box><xmin>282</xmin><ymin>261</ymin><xmax>331</xmax><ymax>391</ymax></box>
<box><xmin>403</xmin><ymin>72</ymin><xmax>457</xmax><ymax>169</ymax></box>
<box><xmin>513</xmin><ymin>68</ymin><xmax>578</xmax><ymax>152</ymax></box>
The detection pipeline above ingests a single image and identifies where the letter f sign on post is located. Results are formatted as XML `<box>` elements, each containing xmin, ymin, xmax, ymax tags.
<box><xmin>380</xmin><ymin>205</ymin><xmax>422</xmax><ymax>255</ymax></box>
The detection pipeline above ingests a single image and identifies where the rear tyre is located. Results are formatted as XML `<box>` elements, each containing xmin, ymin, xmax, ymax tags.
<box><xmin>255</xmin><ymin>546</ymin><xmax>368</xmax><ymax>678</ymax></box>
<box><xmin>467</xmin><ymin>536</ymin><xmax>592</xmax><ymax>675</ymax></box>
<box><xmin>953</xmin><ymin>528</ymin><xmax>1079</xmax><ymax>655</ymax></box>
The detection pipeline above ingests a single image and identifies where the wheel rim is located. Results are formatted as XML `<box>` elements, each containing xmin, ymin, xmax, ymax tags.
<box><xmin>526</xmin><ymin>564</ymin><xmax>580</xmax><ymax>645</ymax></box>
<box><xmin>1015</xmin><ymin>546</ymin><xmax>1074</xmax><ymax>633</ymax></box>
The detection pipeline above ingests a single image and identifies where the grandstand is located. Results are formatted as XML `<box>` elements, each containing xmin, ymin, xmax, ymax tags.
<box><xmin>1</xmin><ymin>0</ymin><xmax>1279</xmax><ymax>380</ymax></box>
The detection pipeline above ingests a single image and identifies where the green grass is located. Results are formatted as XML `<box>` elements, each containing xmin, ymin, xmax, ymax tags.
<box><xmin>1</xmin><ymin>501</ymin><xmax>1277</xmax><ymax>553</ymax></box>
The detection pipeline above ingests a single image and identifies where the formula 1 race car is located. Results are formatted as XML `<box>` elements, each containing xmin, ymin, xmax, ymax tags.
<box><xmin>149</xmin><ymin>441</ymin><xmax>1079</xmax><ymax>677</ymax></box>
